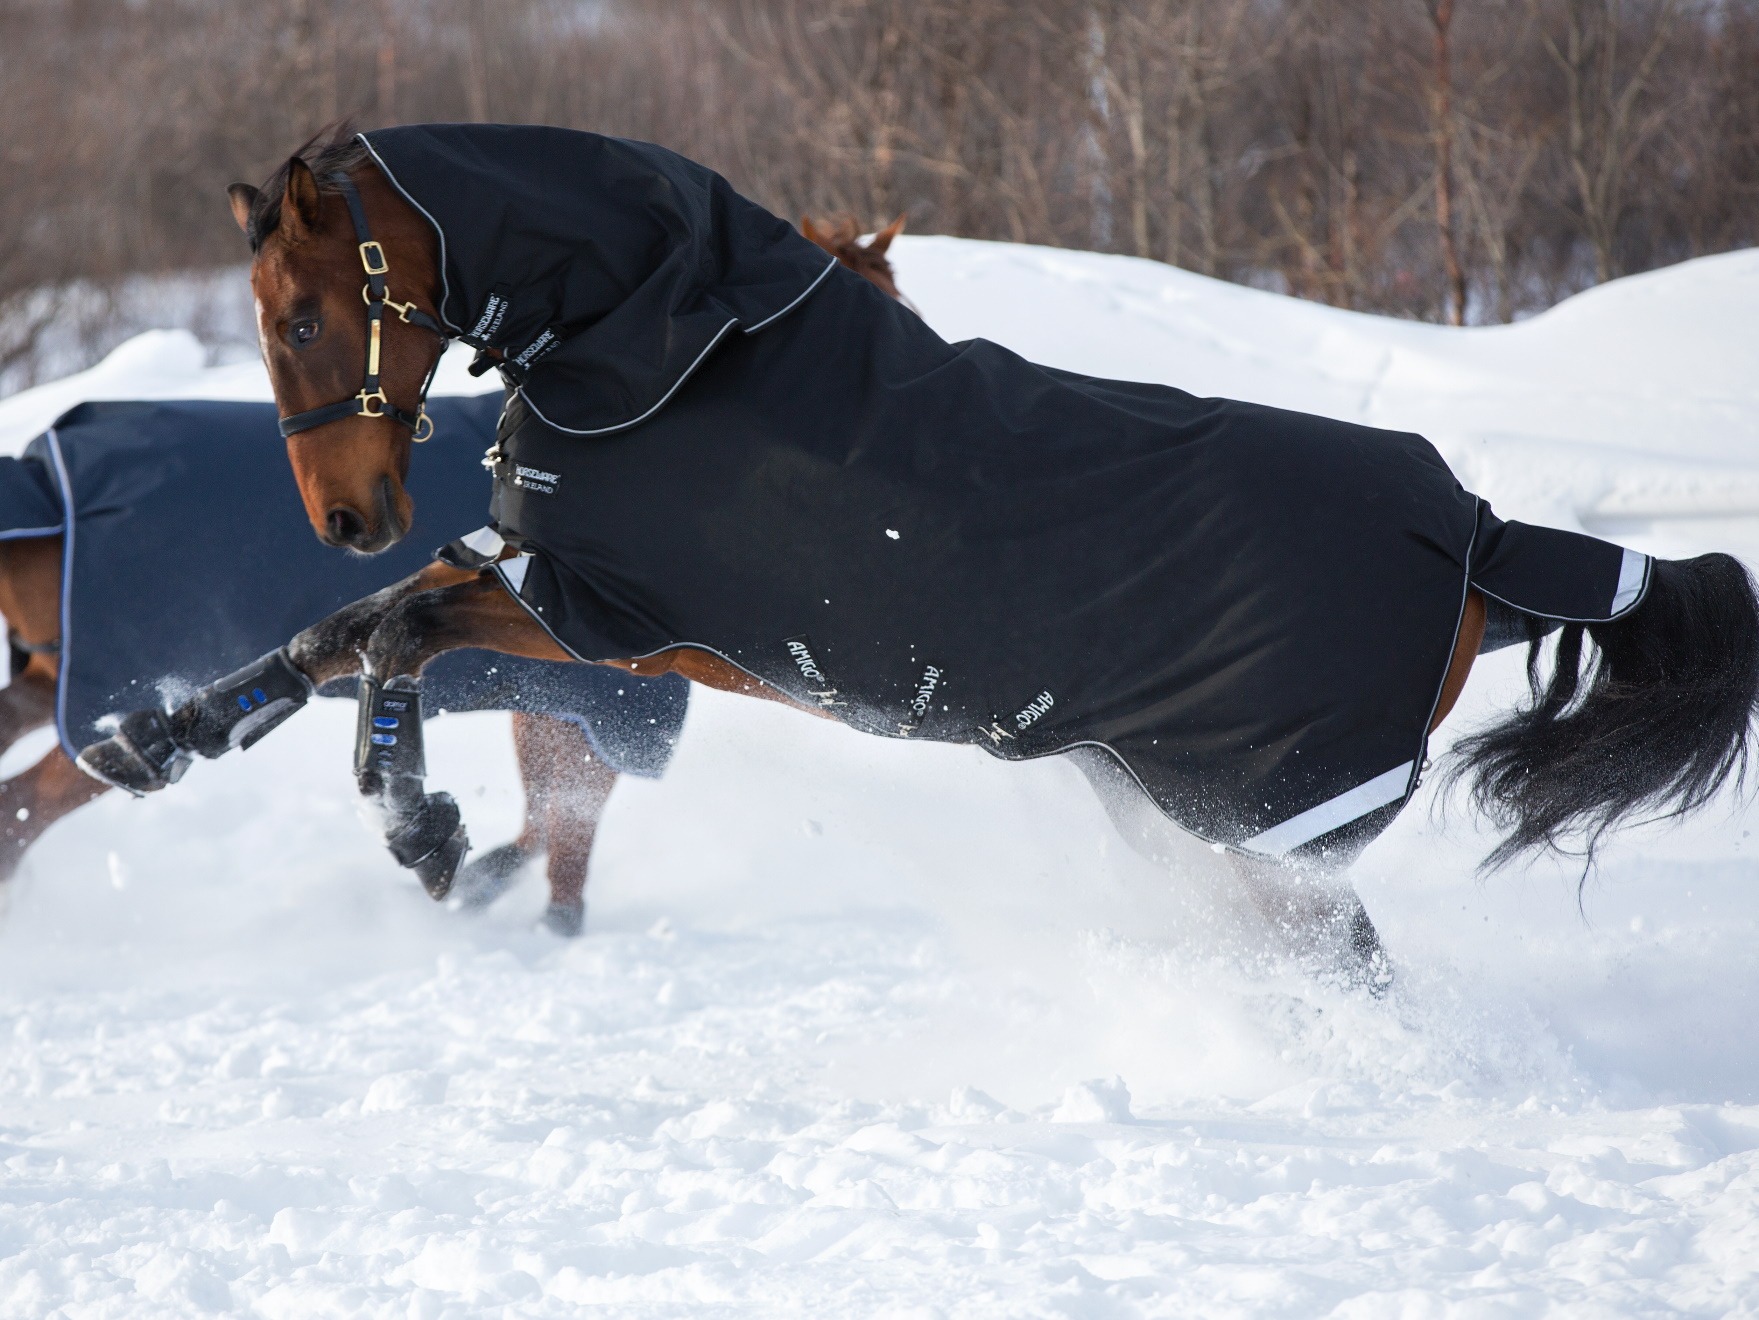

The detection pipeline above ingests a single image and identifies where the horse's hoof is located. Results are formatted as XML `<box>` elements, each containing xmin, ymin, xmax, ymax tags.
<box><xmin>539</xmin><ymin>901</ymin><xmax>584</xmax><ymax>938</ymax></box>
<box><xmin>410</xmin><ymin>821</ymin><xmax>469</xmax><ymax>901</ymax></box>
<box><xmin>385</xmin><ymin>791</ymin><xmax>467</xmax><ymax>900</ymax></box>
<box><xmin>1346</xmin><ymin>905</ymin><xmax>1395</xmax><ymax>998</ymax></box>
<box><xmin>75</xmin><ymin>710</ymin><xmax>191</xmax><ymax>797</ymax></box>
<box><xmin>451</xmin><ymin>842</ymin><xmax>533</xmax><ymax>909</ymax></box>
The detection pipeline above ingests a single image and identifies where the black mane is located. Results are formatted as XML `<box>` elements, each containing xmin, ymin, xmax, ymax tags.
<box><xmin>245</xmin><ymin>123</ymin><xmax>369</xmax><ymax>252</ymax></box>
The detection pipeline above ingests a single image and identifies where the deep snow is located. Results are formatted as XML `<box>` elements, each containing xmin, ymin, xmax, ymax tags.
<box><xmin>1</xmin><ymin>240</ymin><xmax>1757</xmax><ymax>1317</ymax></box>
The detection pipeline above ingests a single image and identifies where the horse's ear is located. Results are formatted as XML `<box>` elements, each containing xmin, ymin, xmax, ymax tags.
<box><xmin>800</xmin><ymin>215</ymin><xmax>825</xmax><ymax>247</ymax></box>
<box><xmin>870</xmin><ymin>213</ymin><xmax>906</xmax><ymax>255</ymax></box>
<box><xmin>281</xmin><ymin>157</ymin><xmax>323</xmax><ymax>240</ymax></box>
<box><xmin>227</xmin><ymin>184</ymin><xmax>259</xmax><ymax>237</ymax></box>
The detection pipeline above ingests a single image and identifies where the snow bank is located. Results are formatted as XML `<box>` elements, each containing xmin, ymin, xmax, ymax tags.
<box><xmin>1</xmin><ymin>242</ymin><xmax>1756</xmax><ymax>1316</ymax></box>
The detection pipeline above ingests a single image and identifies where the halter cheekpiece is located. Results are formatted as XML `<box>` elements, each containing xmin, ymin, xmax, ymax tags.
<box><xmin>275</xmin><ymin>174</ymin><xmax>447</xmax><ymax>442</ymax></box>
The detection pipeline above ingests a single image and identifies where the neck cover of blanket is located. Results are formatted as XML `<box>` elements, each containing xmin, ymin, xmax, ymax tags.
<box><xmin>374</xmin><ymin>124</ymin><xmax>1651</xmax><ymax>861</ymax></box>
<box><xmin>360</xmin><ymin>124</ymin><xmax>838</xmax><ymax>436</ymax></box>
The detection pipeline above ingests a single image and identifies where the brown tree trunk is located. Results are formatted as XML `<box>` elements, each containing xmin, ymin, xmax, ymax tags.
<box><xmin>1430</xmin><ymin>0</ymin><xmax>1468</xmax><ymax>324</ymax></box>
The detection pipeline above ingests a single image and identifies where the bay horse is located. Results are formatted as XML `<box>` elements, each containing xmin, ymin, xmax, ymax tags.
<box><xmin>78</xmin><ymin>128</ymin><xmax>1759</xmax><ymax>986</ymax></box>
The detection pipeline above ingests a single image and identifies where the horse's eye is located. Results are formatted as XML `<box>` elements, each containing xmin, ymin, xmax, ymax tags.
<box><xmin>291</xmin><ymin>319</ymin><xmax>320</xmax><ymax>347</ymax></box>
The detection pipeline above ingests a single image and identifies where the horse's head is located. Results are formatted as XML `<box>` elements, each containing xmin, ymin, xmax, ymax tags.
<box><xmin>228</xmin><ymin>134</ymin><xmax>445</xmax><ymax>553</ymax></box>
<box><xmin>802</xmin><ymin>213</ymin><xmax>907</xmax><ymax>302</ymax></box>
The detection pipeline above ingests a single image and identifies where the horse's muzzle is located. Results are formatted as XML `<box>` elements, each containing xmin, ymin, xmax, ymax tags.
<box><xmin>324</xmin><ymin>478</ymin><xmax>407</xmax><ymax>554</ymax></box>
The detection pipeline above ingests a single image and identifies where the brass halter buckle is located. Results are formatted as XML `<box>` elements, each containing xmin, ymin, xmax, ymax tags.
<box><xmin>361</xmin><ymin>282</ymin><xmax>430</xmax><ymax>325</ymax></box>
<box><xmin>356</xmin><ymin>388</ymin><xmax>389</xmax><ymax>419</ymax></box>
<box><xmin>358</xmin><ymin>241</ymin><xmax>390</xmax><ymax>276</ymax></box>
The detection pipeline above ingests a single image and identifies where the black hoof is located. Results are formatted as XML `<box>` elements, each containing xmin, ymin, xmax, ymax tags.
<box><xmin>76</xmin><ymin>710</ymin><xmax>190</xmax><ymax>797</ymax></box>
<box><xmin>385</xmin><ymin>791</ymin><xmax>468</xmax><ymax>901</ymax></box>
<box><xmin>540</xmin><ymin>901</ymin><xmax>584</xmax><ymax>938</ymax></box>
<box><xmin>1343</xmin><ymin>906</ymin><xmax>1395</xmax><ymax>997</ymax></box>
<box><xmin>410</xmin><ymin>821</ymin><xmax>469</xmax><ymax>901</ymax></box>
<box><xmin>451</xmin><ymin>842</ymin><xmax>533</xmax><ymax>910</ymax></box>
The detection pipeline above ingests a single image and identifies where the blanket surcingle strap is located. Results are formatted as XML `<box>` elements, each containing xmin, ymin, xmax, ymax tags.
<box><xmin>367</xmin><ymin>123</ymin><xmax>1651</xmax><ymax>862</ymax></box>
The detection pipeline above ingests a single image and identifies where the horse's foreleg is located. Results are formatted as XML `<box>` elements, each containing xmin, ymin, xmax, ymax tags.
<box><xmin>76</xmin><ymin>561</ymin><xmax>481</xmax><ymax>795</ymax></box>
<box><xmin>0</xmin><ymin>748</ymin><xmax>109</xmax><ymax>884</ymax></box>
<box><xmin>352</xmin><ymin>572</ymin><xmax>572</xmax><ymax>899</ymax></box>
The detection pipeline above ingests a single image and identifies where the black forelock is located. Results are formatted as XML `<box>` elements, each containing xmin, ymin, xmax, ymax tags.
<box><xmin>245</xmin><ymin>122</ymin><xmax>370</xmax><ymax>252</ymax></box>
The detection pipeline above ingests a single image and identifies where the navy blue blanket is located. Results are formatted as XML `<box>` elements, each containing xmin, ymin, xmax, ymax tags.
<box><xmin>9</xmin><ymin>395</ymin><xmax>685</xmax><ymax>774</ymax></box>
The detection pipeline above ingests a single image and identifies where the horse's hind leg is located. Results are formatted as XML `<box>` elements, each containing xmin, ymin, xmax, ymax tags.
<box><xmin>451</xmin><ymin>714</ymin><xmax>548</xmax><ymax>911</ymax></box>
<box><xmin>452</xmin><ymin>713</ymin><xmax>619</xmax><ymax>936</ymax></box>
<box><xmin>0</xmin><ymin>535</ymin><xmax>65</xmax><ymax>755</ymax></box>
<box><xmin>0</xmin><ymin>747</ymin><xmax>109</xmax><ymax>884</ymax></box>
<box><xmin>520</xmin><ymin>714</ymin><xmax>617</xmax><ymax>937</ymax></box>
<box><xmin>1227</xmin><ymin>851</ymin><xmax>1391</xmax><ymax>991</ymax></box>
<box><xmin>0</xmin><ymin>664</ymin><xmax>56</xmax><ymax>755</ymax></box>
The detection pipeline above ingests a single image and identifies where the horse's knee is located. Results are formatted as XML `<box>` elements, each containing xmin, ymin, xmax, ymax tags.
<box><xmin>364</xmin><ymin>593</ymin><xmax>450</xmax><ymax>680</ymax></box>
<box><xmin>364</xmin><ymin>575</ymin><xmax>506</xmax><ymax>680</ymax></box>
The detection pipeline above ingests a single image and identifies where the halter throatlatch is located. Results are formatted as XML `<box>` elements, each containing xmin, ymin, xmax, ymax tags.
<box><xmin>276</xmin><ymin>175</ymin><xmax>448</xmax><ymax>443</ymax></box>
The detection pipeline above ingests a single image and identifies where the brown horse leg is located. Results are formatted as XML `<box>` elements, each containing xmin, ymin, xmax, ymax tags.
<box><xmin>0</xmin><ymin>536</ymin><xmax>65</xmax><ymax>755</ymax></box>
<box><xmin>286</xmin><ymin>560</ymin><xmax>498</xmax><ymax>683</ymax></box>
<box><xmin>1226</xmin><ymin>851</ymin><xmax>1390</xmax><ymax>989</ymax></box>
<box><xmin>0</xmin><ymin>748</ymin><xmax>109</xmax><ymax>884</ymax></box>
<box><xmin>452</xmin><ymin>712</ymin><xmax>618</xmax><ymax>934</ymax></box>
<box><xmin>0</xmin><ymin>666</ymin><xmax>56</xmax><ymax>754</ymax></box>
<box><xmin>520</xmin><ymin>714</ymin><xmax>617</xmax><ymax>936</ymax></box>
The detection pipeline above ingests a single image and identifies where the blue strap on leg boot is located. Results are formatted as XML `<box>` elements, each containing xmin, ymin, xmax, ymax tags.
<box><xmin>355</xmin><ymin>677</ymin><xmax>468</xmax><ymax>900</ymax></box>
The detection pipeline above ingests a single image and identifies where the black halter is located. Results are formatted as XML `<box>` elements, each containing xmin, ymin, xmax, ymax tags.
<box><xmin>276</xmin><ymin>175</ymin><xmax>448</xmax><ymax>442</ymax></box>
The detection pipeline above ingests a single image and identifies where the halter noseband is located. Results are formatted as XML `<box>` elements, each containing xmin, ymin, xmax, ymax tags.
<box><xmin>275</xmin><ymin>174</ymin><xmax>448</xmax><ymax>442</ymax></box>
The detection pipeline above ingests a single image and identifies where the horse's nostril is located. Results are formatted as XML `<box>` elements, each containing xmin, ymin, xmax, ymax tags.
<box><xmin>327</xmin><ymin>507</ymin><xmax>368</xmax><ymax>546</ymax></box>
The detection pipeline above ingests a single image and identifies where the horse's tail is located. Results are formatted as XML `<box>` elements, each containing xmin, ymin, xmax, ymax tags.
<box><xmin>1449</xmin><ymin>552</ymin><xmax>1759</xmax><ymax>874</ymax></box>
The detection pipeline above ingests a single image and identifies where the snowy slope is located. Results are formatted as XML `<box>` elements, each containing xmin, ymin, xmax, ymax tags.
<box><xmin>1</xmin><ymin>243</ymin><xmax>1758</xmax><ymax>1317</ymax></box>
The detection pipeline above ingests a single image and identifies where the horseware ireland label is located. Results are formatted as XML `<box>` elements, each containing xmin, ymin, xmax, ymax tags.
<box><xmin>511</xmin><ymin>465</ymin><xmax>562</xmax><ymax>495</ymax></box>
<box><xmin>512</xmin><ymin>326</ymin><xmax>564</xmax><ymax>372</ymax></box>
<box><xmin>467</xmin><ymin>289</ymin><xmax>512</xmax><ymax>344</ymax></box>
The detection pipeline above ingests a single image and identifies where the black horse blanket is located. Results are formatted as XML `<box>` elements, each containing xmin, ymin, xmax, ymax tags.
<box><xmin>366</xmin><ymin>123</ymin><xmax>1650</xmax><ymax>857</ymax></box>
<box><xmin>5</xmin><ymin>394</ymin><xmax>686</xmax><ymax>775</ymax></box>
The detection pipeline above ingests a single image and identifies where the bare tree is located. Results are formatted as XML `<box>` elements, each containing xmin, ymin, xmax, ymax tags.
<box><xmin>3</xmin><ymin>0</ymin><xmax>1757</xmax><ymax>389</ymax></box>
<box><xmin>1541</xmin><ymin>0</ymin><xmax>1686</xmax><ymax>282</ymax></box>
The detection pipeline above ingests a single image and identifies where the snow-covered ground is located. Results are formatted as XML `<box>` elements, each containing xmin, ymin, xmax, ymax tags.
<box><xmin>1</xmin><ymin>241</ymin><xmax>1757</xmax><ymax>1317</ymax></box>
